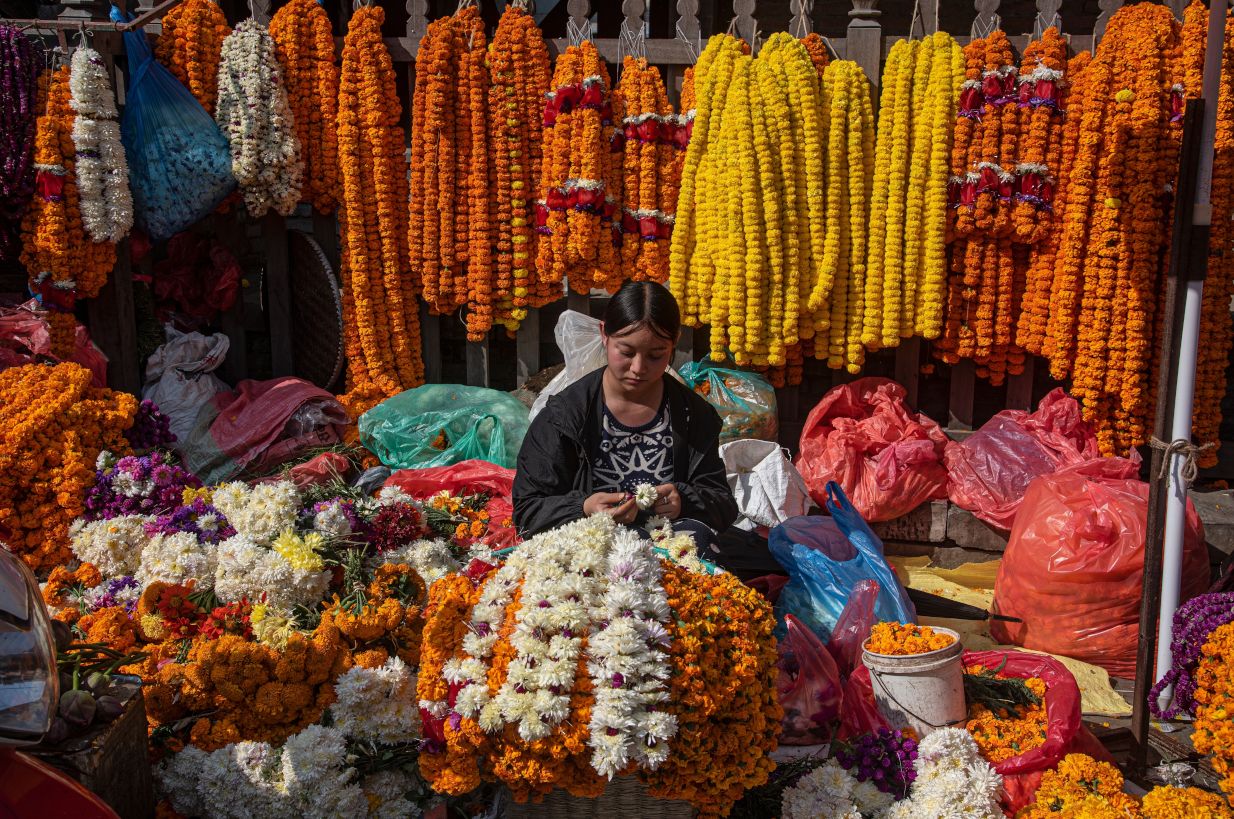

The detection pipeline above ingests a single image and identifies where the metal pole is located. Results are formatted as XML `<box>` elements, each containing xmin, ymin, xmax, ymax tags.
<box><xmin>1154</xmin><ymin>0</ymin><xmax>1226</xmax><ymax>710</ymax></box>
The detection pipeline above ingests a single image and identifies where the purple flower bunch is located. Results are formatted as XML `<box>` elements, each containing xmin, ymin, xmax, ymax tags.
<box><xmin>83</xmin><ymin>451</ymin><xmax>202</xmax><ymax>521</ymax></box>
<box><xmin>87</xmin><ymin>576</ymin><xmax>139</xmax><ymax>614</ymax></box>
<box><xmin>1150</xmin><ymin>591</ymin><xmax>1234</xmax><ymax>719</ymax></box>
<box><xmin>835</xmin><ymin>728</ymin><xmax>917</xmax><ymax>799</ymax></box>
<box><xmin>0</xmin><ymin>25</ymin><xmax>39</xmax><ymax>261</ymax></box>
<box><xmin>144</xmin><ymin>498</ymin><xmax>235</xmax><ymax>545</ymax></box>
<box><xmin>124</xmin><ymin>399</ymin><xmax>177</xmax><ymax>451</ymax></box>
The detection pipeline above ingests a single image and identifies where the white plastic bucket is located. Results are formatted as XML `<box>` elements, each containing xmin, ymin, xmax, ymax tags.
<box><xmin>861</xmin><ymin>627</ymin><xmax>966</xmax><ymax>740</ymax></box>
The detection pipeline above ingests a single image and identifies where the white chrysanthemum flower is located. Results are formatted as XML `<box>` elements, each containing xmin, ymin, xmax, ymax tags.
<box><xmin>138</xmin><ymin>531</ymin><xmax>217</xmax><ymax>588</ymax></box>
<box><xmin>381</xmin><ymin>538</ymin><xmax>459</xmax><ymax>587</ymax></box>
<box><xmin>281</xmin><ymin>724</ymin><xmax>351</xmax><ymax>793</ymax></box>
<box><xmin>212</xmin><ymin>481</ymin><xmax>300</xmax><ymax>545</ymax></box>
<box><xmin>852</xmin><ymin>779</ymin><xmax>895</xmax><ymax>814</ymax></box>
<box><xmin>313</xmin><ymin>501</ymin><xmax>353</xmax><ymax>538</ymax></box>
<box><xmin>332</xmin><ymin>657</ymin><xmax>422</xmax><ymax>746</ymax></box>
<box><xmin>780</xmin><ymin>763</ymin><xmax>864</xmax><ymax>819</ymax></box>
<box><xmin>216</xmin><ymin>533</ymin><xmax>331</xmax><ymax>609</ymax></box>
<box><xmin>633</xmin><ymin>482</ymin><xmax>659</xmax><ymax>510</ymax></box>
<box><xmin>153</xmin><ymin>745</ymin><xmax>209</xmax><ymax>818</ymax></box>
<box><xmin>71</xmin><ymin>515</ymin><xmax>153</xmax><ymax>577</ymax></box>
<box><xmin>360</xmin><ymin>769</ymin><xmax>424</xmax><ymax>819</ymax></box>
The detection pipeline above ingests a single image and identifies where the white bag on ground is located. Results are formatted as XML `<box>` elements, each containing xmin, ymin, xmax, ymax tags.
<box><xmin>529</xmin><ymin>310</ymin><xmax>685</xmax><ymax>422</ymax></box>
<box><xmin>142</xmin><ymin>326</ymin><xmax>230</xmax><ymax>450</ymax></box>
<box><xmin>721</xmin><ymin>439</ymin><xmax>814</xmax><ymax>531</ymax></box>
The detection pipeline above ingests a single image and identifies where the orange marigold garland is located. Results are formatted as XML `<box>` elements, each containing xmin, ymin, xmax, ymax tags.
<box><xmin>269</xmin><ymin>0</ymin><xmax>340</xmax><ymax>215</ymax></box>
<box><xmin>1011</xmin><ymin>28</ymin><xmax>1067</xmax><ymax>246</ymax></box>
<box><xmin>154</xmin><ymin>0</ymin><xmax>229</xmax><ymax>116</ymax></box>
<box><xmin>337</xmin><ymin>5</ymin><xmax>422</xmax><ymax>399</ymax></box>
<box><xmin>802</xmin><ymin>33</ymin><xmax>831</xmax><ymax>78</ymax></box>
<box><xmin>20</xmin><ymin>66</ymin><xmax>115</xmax><ymax>359</ymax></box>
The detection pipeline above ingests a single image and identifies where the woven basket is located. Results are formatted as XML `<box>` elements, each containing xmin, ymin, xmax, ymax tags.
<box><xmin>287</xmin><ymin>229</ymin><xmax>345</xmax><ymax>392</ymax></box>
<box><xmin>503</xmin><ymin>776</ymin><xmax>697</xmax><ymax>819</ymax></box>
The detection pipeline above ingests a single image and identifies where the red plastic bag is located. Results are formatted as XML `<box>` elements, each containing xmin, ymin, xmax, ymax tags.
<box><xmin>836</xmin><ymin>665</ymin><xmax>892</xmax><ymax>742</ymax></box>
<box><xmin>151</xmin><ymin>232</ymin><xmax>241</xmax><ymax>330</ymax></box>
<box><xmin>944</xmin><ymin>388</ymin><xmax>1099</xmax><ymax>530</ymax></box>
<box><xmin>385</xmin><ymin>460</ymin><xmax>521</xmax><ymax>550</ymax></box>
<box><xmin>0</xmin><ymin>301</ymin><xmax>106</xmax><ymax>387</ymax></box>
<box><xmin>962</xmin><ymin>649</ymin><xmax>1117</xmax><ymax>813</ymax></box>
<box><xmin>990</xmin><ymin>457</ymin><xmax>1209</xmax><ymax>677</ymax></box>
<box><xmin>210</xmin><ymin>377</ymin><xmax>350</xmax><ymax>473</ymax></box>
<box><xmin>776</xmin><ymin>613</ymin><xmax>842</xmax><ymax>745</ymax></box>
<box><xmin>826</xmin><ymin>579</ymin><xmax>880</xmax><ymax>681</ymax></box>
<box><xmin>251</xmin><ymin>452</ymin><xmax>352</xmax><ymax>490</ymax></box>
<box><xmin>796</xmin><ymin>377</ymin><xmax>948</xmax><ymax>522</ymax></box>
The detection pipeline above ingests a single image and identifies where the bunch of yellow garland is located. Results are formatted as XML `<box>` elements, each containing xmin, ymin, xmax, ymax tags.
<box><xmin>337</xmin><ymin>5</ymin><xmax>423</xmax><ymax>398</ymax></box>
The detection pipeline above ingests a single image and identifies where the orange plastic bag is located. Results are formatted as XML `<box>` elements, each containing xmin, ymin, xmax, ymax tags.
<box><xmin>962</xmin><ymin>649</ymin><xmax>1117</xmax><ymax>813</ymax></box>
<box><xmin>796</xmin><ymin>377</ymin><xmax>948</xmax><ymax>522</ymax></box>
<box><xmin>944</xmin><ymin>388</ymin><xmax>1099</xmax><ymax>530</ymax></box>
<box><xmin>990</xmin><ymin>457</ymin><xmax>1209</xmax><ymax>678</ymax></box>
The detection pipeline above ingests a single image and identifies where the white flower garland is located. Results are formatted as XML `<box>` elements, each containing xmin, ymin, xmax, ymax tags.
<box><xmin>492</xmin><ymin>514</ymin><xmax>614</xmax><ymax>742</ymax></box>
<box><xmin>138</xmin><ymin>531</ymin><xmax>218</xmax><ymax>588</ymax></box>
<box><xmin>215</xmin><ymin>20</ymin><xmax>304</xmax><ymax>217</ymax></box>
<box><xmin>212</xmin><ymin>480</ymin><xmax>300</xmax><ymax>546</ymax></box>
<box><xmin>586</xmin><ymin>525</ymin><xmax>676</xmax><ymax>778</ymax></box>
<box><xmin>69</xmin><ymin>46</ymin><xmax>133</xmax><ymax>244</ymax></box>
<box><xmin>648</xmin><ymin>517</ymin><xmax>712</xmax><ymax>575</ymax></box>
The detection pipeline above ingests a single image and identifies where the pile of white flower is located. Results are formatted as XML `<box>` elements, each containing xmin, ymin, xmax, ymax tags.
<box><xmin>155</xmin><ymin>658</ymin><xmax>431</xmax><ymax>819</ymax></box>
<box><xmin>781</xmin><ymin>759</ymin><xmax>895</xmax><ymax>819</ymax></box>
<box><xmin>71</xmin><ymin>515</ymin><xmax>153</xmax><ymax>577</ymax></box>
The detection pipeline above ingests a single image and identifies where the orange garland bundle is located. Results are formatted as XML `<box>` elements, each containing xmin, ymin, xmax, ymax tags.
<box><xmin>19</xmin><ymin>66</ymin><xmax>115</xmax><ymax>358</ymax></box>
<box><xmin>0</xmin><ymin>363</ymin><xmax>135</xmax><ymax>572</ymax></box>
<box><xmin>337</xmin><ymin>5</ymin><xmax>422</xmax><ymax>399</ymax></box>
<box><xmin>269</xmin><ymin>0</ymin><xmax>340</xmax><ymax>215</ymax></box>
<box><xmin>154</xmin><ymin>0</ymin><xmax>229</xmax><ymax>116</ymax></box>
<box><xmin>1011</xmin><ymin>28</ymin><xmax>1067</xmax><ymax>245</ymax></box>
<box><xmin>802</xmin><ymin>32</ymin><xmax>831</xmax><ymax>78</ymax></box>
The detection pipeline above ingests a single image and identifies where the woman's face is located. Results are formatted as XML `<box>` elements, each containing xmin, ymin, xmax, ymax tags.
<box><xmin>601</xmin><ymin>323</ymin><xmax>676</xmax><ymax>393</ymax></box>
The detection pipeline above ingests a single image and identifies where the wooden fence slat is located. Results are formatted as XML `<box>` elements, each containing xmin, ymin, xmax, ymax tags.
<box><xmin>467</xmin><ymin>334</ymin><xmax>490</xmax><ymax>388</ymax></box>
<box><xmin>517</xmin><ymin>307</ymin><xmax>541</xmax><ymax>385</ymax></box>
<box><xmin>948</xmin><ymin>358</ymin><xmax>976</xmax><ymax>430</ymax></box>
<box><xmin>847</xmin><ymin>0</ymin><xmax>884</xmax><ymax>91</ymax></box>
<box><xmin>568</xmin><ymin>288</ymin><xmax>591</xmax><ymax>317</ymax></box>
<box><xmin>894</xmin><ymin>336</ymin><xmax>920</xmax><ymax>412</ymax></box>
<box><xmin>733</xmin><ymin>0</ymin><xmax>757</xmax><ymax>50</ymax></box>
<box><xmin>673</xmin><ymin>323</ymin><xmax>693</xmax><ymax>371</ymax></box>
<box><xmin>214</xmin><ymin>211</ymin><xmax>248</xmax><ymax>385</ymax></box>
<box><xmin>777</xmin><ymin>385</ymin><xmax>800</xmax><ymax>424</ymax></box>
<box><xmin>1006</xmin><ymin>356</ymin><xmax>1034</xmax><ymax>411</ymax></box>
<box><xmin>87</xmin><ymin>237</ymin><xmax>141</xmax><ymax>395</ymax></box>
<box><xmin>311</xmin><ymin>210</ymin><xmax>339</xmax><ymax>277</ymax></box>
<box><xmin>420</xmin><ymin>302</ymin><xmax>442</xmax><ymax>384</ymax></box>
<box><xmin>263</xmin><ymin>212</ymin><xmax>294</xmax><ymax>377</ymax></box>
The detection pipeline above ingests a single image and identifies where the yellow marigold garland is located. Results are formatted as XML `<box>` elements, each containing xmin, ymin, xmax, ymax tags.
<box><xmin>1021</xmin><ymin>754</ymin><xmax>1143</xmax><ymax>819</ymax></box>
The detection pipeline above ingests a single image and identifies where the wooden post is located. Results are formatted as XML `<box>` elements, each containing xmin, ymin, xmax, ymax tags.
<box><xmin>1093</xmin><ymin>0</ymin><xmax>1124</xmax><ymax>49</ymax></box>
<box><xmin>214</xmin><ymin>212</ymin><xmax>248</xmax><ymax>385</ymax></box>
<box><xmin>467</xmin><ymin>334</ymin><xmax>490</xmax><ymax>388</ymax></box>
<box><xmin>846</xmin><ymin>0</ymin><xmax>882</xmax><ymax>91</ymax></box>
<box><xmin>971</xmin><ymin>0</ymin><xmax>1001</xmax><ymax>40</ymax></box>
<box><xmin>568</xmin><ymin>287</ymin><xmax>591</xmax><ymax>316</ymax></box>
<box><xmin>517</xmin><ymin>306</ymin><xmax>541</xmax><ymax>385</ymax></box>
<box><xmin>914</xmin><ymin>0</ymin><xmax>938</xmax><ymax>37</ymax></box>
<box><xmin>263</xmin><ymin>212</ymin><xmax>294</xmax><ymax>377</ymax></box>
<box><xmin>1005</xmin><ymin>356</ymin><xmax>1034</xmax><ymax>411</ymax></box>
<box><xmin>420</xmin><ymin>301</ymin><xmax>442</xmax><ymax>384</ymax></box>
<box><xmin>732</xmin><ymin>0</ymin><xmax>757</xmax><ymax>50</ymax></box>
<box><xmin>948</xmin><ymin>358</ymin><xmax>976</xmax><ymax>431</ymax></box>
<box><xmin>894</xmin><ymin>336</ymin><xmax>920</xmax><ymax>412</ymax></box>
<box><xmin>674</xmin><ymin>324</ymin><xmax>693</xmax><ymax>371</ymax></box>
<box><xmin>789</xmin><ymin>0</ymin><xmax>812</xmax><ymax>38</ymax></box>
<box><xmin>87</xmin><ymin>238</ymin><xmax>141</xmax><ymax>395</ymax></box>
<box><xmin>778</xmin><ymin>386</ymin><xmax>800</xmax><ymax>423</ymax></box>
<box><xmin>1033</xmin><ymin>0</ymin><xmax>1062</xmax><ymax>41</ymax></box>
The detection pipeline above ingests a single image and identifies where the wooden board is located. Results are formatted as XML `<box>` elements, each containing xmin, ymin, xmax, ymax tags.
<box><xmin>263</xmin><ymin>213</ymin><xmax>294</xmax><ymax>377</ymax></box>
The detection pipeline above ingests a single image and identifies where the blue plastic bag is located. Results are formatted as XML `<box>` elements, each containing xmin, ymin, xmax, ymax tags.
<box><xmin>769</xmin><ymin>481</ymin><xmax>916</xmax><ymax>641</ymax></box>
<box><xmin>358</xmin><ymin>384</ymin><xmax>531</xmax><ymax>470</ymax></box>
<box><xmin>678</xmin><ymin>359</ymin><xmax>778</xmax><ymax>444</ymax></box>
<box><xmin>113</xmin><ymin>7</ymin><xmax>235</xmax><ymax>241</ymax></box>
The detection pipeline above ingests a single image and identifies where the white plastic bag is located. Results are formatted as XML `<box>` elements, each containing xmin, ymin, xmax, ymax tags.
<box><xmin>529</xmin><ymin>310</ymin><xmax>685</xmax><ymax>422</ymax></box>
<box><xmin>721</xmin><ymin>439</ymin><xmax>814</xmax><ymax>531</ymax></box>
<box><xmin>142</xmin><ymin>326</ymin><xmax>230</xmax><ymax>450</ymax></box>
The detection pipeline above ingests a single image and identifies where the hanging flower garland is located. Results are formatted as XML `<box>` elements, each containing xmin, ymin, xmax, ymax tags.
<box><xmin>0</xmin><ymin>25</ymin><xmax>39</xmax><ymax>261</ymax></box>
<box><xmin>269</xmin><ymin>0</ymin><xmax>340</xmax><ymax>215</ymax></box>
<box><xmin>69</xmin><ymin>45</ymin><xmax>132</xmax><ymax>245</ymax></box>
<box><xmin>337</xmin><ymin>4</ymin><xmax>421</xmax><ymax>398</ymax></box>
<box><xmin>215</xmin><ymin>20</ymin><xmax>304</xmax><ymax>218</ymax></box>
<box><xmin>155</xmin><ymin>0</ymin><xmax>229</xmax><ymax>116</ymax></box>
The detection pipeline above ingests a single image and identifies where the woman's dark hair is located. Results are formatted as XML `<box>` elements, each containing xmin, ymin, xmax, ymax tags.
<box><xmin>602</xmin><ymin>281</ymin><xmax>681</xmax><ymax>342</ymax></box>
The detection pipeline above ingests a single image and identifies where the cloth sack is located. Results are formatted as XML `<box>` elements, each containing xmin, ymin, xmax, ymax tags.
<box><xmin>720</xmin><ymin>439</ymin><xmax>813</xmax><ymax>532</ymax></box>
<box><xmin>142</xmin><ymin>327</ymin><xmax>229</xmax><ymax>448</ymax></box>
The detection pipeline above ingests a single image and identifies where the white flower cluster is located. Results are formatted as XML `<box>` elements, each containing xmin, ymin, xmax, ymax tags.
<box><xmin>883</xmin><ymin>729</ymin><xmax>1003</xmax><ymax>819</ymax></box>
<box><xmin>633</xmin><ymin>482</ymin><xmax>659</xmax><ymax>510</ymax></box>
<box><xmin>782</xmin><ymin>759</ymin><xmax>896</xmax><ymax>819</ymax></box>
<box><xmin>155</xmin><ymin>723</ymin><xmax>426</xmax><ymax>819</ymax></box>
<box><xmin>492</xmin><ymin>514</ymin><xmax>614</xmax><ymax>741</ymax></box>
<box><xmin>587</xmin><ymin>526</ymin><xmax>676</xmax><ymax>777</ymax></box>
<box><xmin>381</xmin><ymin>538</ymin><xmax>459</xmax><ymax>588</ymax></box>
<box><xmin>69</xmin><ymin>46</ymin><xmax>133</xmax><ymax>244</ymax></box>
<box><xmin>215</xmin><ymin>20</ymin><xmax>304</xmax><ymax>217</ymax></box>
<box><xmin>313</xmin><ymin>501</ymin><xmax>353</xmax><ymax>538</ymax></box>
<box><xmin>138</xmin><ymin>531</ymin><xmax>218</xmax><ymax>588</ymax></box>
<box><xmin>214</xmin><ymin>533</ymin><xmax>330</xmax><ymax>610</ymax></box>
<box><xmin>213</xmin><ymin>481</ymin><xmax>301</xmax><ymax>545</ymax></box>
<box><xmin>71</xmin><ymin>515</ymin><xmax>152</xmax><ymax>577</ymax></box>
<box><xmin>647</xmin><ymin>517</ymin><xmax>712</xmax><ymax>575</ymax></box>
<box><xmin>332</xmin><ymin>657</ymin><xmax>421</xmax><ymax>745</ymax></box>
<box><xmin>445</xmin><ymin>548</ymin><xmax>530</xmax><ymax>729</ymax></box>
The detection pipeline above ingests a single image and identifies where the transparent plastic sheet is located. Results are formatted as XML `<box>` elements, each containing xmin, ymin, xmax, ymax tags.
<box><xmin>529</xmin><ymin>310</ymin><xmax>607</xmax><ymax>422</ymax></box>
<box><xmin>990</xmin><ymin>457</ymin><xmax>1209</xmax><ymax>677</ymax></box>
<box><xmin>796</xmin><ymin>377</ymin><xmax>948</xmax><ymax>522</ymax></box>
<box><xmin>679</xmin><ymin>360</ymin><xmax>778</xmax><ymax>444</ymax></box>
<box><xmin>776</xmin><ymin>613</ymin><xmax>843</xmax><ymax>745</ymax></box>
<box><xmin>944</xmin><ymin>388</ymin><xmax>1100</xmax><ymax>530</ymax></box>
<box><xmin>962</xmin><ymin>649</ymin><xmax>1117</xmax><ymax>813</ymax></box>
<box><xmin>769</xmin><ymin>484</ymin><xmax>916</xmax><ymax>642</ymax></box>
<box><xmin>282</xmin><ymin>402</ymin><xmax>335</xmax><ymax>439</ymax></box>
<box><xmin>113</xmin><ymin>8</ymin><xmax>236</xmax><ymax>241</ymax></box>
<box><xmin>825</xmin><ymin>578</ymin><xmax>881</xmax><ymax>681</ymax></box>
<box><xmin>360</xmin><ymin>385</ymin><xmax>531</xmax><ymax>470</ymax></box>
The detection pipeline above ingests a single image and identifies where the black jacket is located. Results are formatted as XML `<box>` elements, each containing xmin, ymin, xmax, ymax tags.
<box><xmin>512</xmin><ymin>367</ymin><xmax>739</xmax><ymax>538</ymax></box>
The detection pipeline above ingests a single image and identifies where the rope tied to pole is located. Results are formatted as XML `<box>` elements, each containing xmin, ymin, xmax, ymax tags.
<box><xmin>1149</xmin><ymin>436</ymin><xmax>1216</xmax><ymax>484</ymax></box>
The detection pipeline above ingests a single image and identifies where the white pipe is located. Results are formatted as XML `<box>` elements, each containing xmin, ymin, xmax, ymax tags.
<box><xmin>1154</xmin><ymin>0</ymin><xmax>1226</xmax><ymax>712</ymax></box>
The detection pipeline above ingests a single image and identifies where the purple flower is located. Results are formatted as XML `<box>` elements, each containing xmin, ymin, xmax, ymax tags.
<box><xmin>1150</xmin><ymin>592</ymin><xmax>1234</xmax><ymax>719</ymax></box>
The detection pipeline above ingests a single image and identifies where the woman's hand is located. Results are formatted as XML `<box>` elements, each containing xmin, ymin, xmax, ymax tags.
<box><xmin>652</xmin><ymin>484</ymin><xmax>682</xmax><ymax>520</ymax></box>
<box><xmin>584</xmin><ymin>492</ymin><xmax>638</xmax><ymax>524</ymax></box>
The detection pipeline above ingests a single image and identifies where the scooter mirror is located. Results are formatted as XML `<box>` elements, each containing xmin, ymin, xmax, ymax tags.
<box><xmin>0</xmin><ymin>548</ymin><xmax>58</xmax><ymax>746</ymax></box>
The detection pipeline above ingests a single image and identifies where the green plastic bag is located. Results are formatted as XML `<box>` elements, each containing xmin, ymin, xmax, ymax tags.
<box><xmin>678</xmin><ymin>360</ymin><xmax>778</xmax><ymax>444</ymax></box>
<box><xmin>358</xmin><ymin>385</ymin><xmax>531</xmax><ymax>470</ymax></box>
